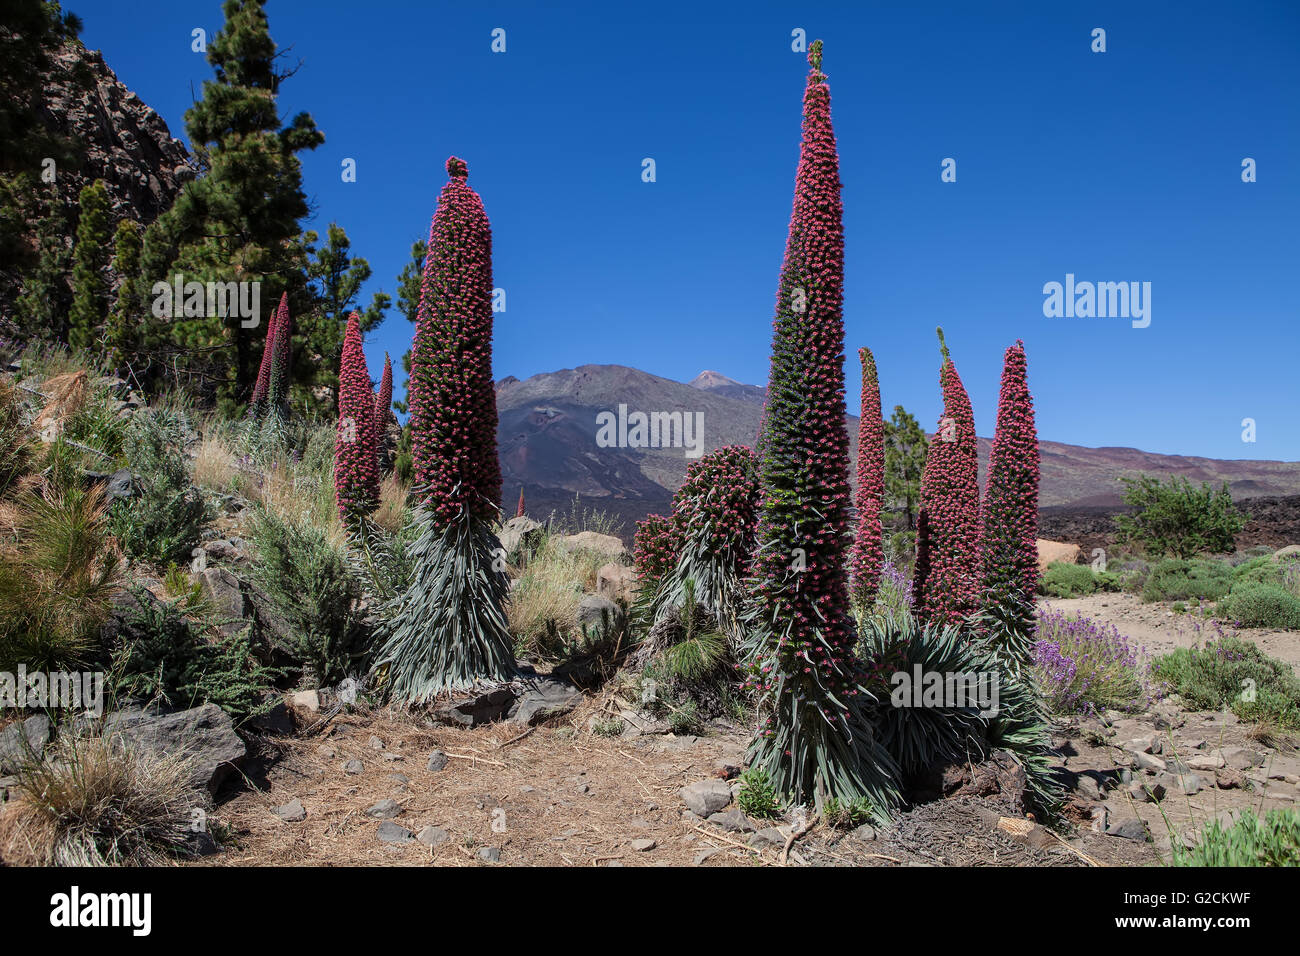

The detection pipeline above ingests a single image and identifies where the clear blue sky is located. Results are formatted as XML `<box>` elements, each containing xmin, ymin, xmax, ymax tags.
<box><xmin>79</xmin><ymin>0</ymin><xmax>1299</xmax><ymax>461</ymax></box>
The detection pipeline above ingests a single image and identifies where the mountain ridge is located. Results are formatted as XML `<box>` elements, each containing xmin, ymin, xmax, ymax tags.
<box><xmin>495</xmin><ymin>364</ymin><xmax>1300</xmax><ymax>526</ymax></box>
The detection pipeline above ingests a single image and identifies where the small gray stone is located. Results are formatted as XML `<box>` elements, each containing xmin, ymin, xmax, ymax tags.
<box><xmin>1134</xmin><ymin>751</ymin><xmax>1166</xmax><ymax>774</ymax></box>
<box><xmin>749</xmin><ymin>827</ymin><xmax>787</xmax><ymax>849</ymax></box>
<box><xmin>387</xmin><ymin>773</ymin><xmax>410</xmax><ymax>786</ymax></box>
<box><xmin>693</xmin><ymin>847</ymin><xmax>721</xmax><ymax>865</ymax></box>
<box><xmin>1156</xmin><ymin>771</ymin><xmax>1202</xmax><ymax>796</ymax></box>
<box><xmin>707</xmin><ymin>808</ymin><xmax>756</xmax><ymax>833</ymax></box>
<box><xmin>1106</xmin><ymin>818</ymin><xmax>1149</xmax><ymax>842</ymax></box>
<box><xmin>630</xmin><ymin>837</ymin><xmax>656</xmax><ymax>852</ymax></box>
<box><xmin>680</xmin><ymin>779</ymin><xmax>732</xmax><ymax>816</ymax></box>
<box><xmin>368</xmin><ymin>735</ymin><xmax>385</xmax><ymax>750</ymax></box>
<box><xmin>427</xmin><ymin>751</ymin><xmax>448</xmax><ymax>772</ymax></box>
<box><xmin>1075</xmin><ymin>774</ymin><xmax>1104</xmax><ymax>801</ymax></box>
<box><xmin>1220</xmin><ymin>747</ymin><xmax>1263</xmax><ymax>771</ymax></box>
<box><xmin>417</xmin><ymin>826</ymin><xmax>450</xmax><ymax>847</ymax></box>
<box><xmin>1128</xmin><ymin>780</ymin><xmax>1166</xmax><ymax>803</ymax></box>
<box><xmin>376</xmin><ymin>821</ymin><xmax>413</xmax><ymax>843</ymax></box>
<box><xmin>342</xmin><ymin>759</ymin><xmax>364</xmax><ymax>774</ymax></box>
<box><xmin>478</xmin><ymin>846</ymin><xmax>501</xmax><ymax>863</ymax></box>
<box><xmin>272</xmin><ymin>798</ymin><xmax>306</xmax><ymax>822</ymax></box>
<box><xmin>366</xmin><ymin>798</ymin><xmax>402</xmax><ymax>819</ymax></box>
<box><xmin>0</xmin><ymin>714</ymin><xmax>51</xmax><ymax>774</ymax></box>
<box><xmin>316</xmin><ymin>743</ymin><xmax>336</xmax><ymax>758</ymax></box>
<box><xmin>851</xmin><ymin>824</ymin><xmax>878</xmax><ymax>842</ymax></box>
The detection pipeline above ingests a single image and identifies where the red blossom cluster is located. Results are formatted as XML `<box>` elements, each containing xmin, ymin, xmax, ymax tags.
<box><xmin>375</xmin><ymin>352</ymin><xmax>393</xmax><ymax>428</ymax></box>
<box><xmin>749</xmin><ymin>41</ymin><xmax>859</xmax><ymax>724</ymax></box>
<box><xmin>266</xmin><ymin>294</ymin><xmax>293</xmax><ymax>415</ymax></box>
<box><xmin>671</xmin><ymin>445</ymin><xmax>759</xmax><ymax>574</ymax></box>
<box><xmin>980</xmin><ymin>340</ymin><xmax>1040</xmax><ymax>611</ymax></box>
<box><xmin>632</xmin><ymin>513</ymin><xmax>678</xmax><ymax>584</ymax></box>
<box><xmin>515</xmin><ymin>487</ymin><xmax>526</xmax><ymax>518</ymax></box>
<box><xmin>334</xmin><ymin>311</ymin><xmax>379</xmax><ymax>521</ymax></box>
<box><xmin>912</xmin><ymin>328</ymin><xmax>982</xmax><ymax>628</ymax></box>
<box><xmin>407</xmin><ymin>157</ymin><xmax>502</xmax><ymax>525</ymax></box>
<box><xmin>848</xmin><ymin>347</ymin><xmax>884</xmax><ymax>607</ymax></box>
<box><xmin>248</xmin><ymin>292</ymin><xmax>287</xmax><ymax>417</ymax></box>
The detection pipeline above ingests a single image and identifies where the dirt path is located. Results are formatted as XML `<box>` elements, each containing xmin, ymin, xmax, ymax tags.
<box><xmin>1038</xmin><ymin>593</ymin><xmax>1300</xmax><ymax>672</ymax></box>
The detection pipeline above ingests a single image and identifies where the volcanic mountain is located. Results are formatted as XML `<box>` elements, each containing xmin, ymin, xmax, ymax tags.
<box><xmin>496</xmin><ymin>364</ymin><xmax>1300</xmax><ymax>534</ymax></box>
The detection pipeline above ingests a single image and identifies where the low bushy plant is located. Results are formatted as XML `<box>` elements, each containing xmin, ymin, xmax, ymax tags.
<box><xmin>1217</xmin><ymin>583</ymin><xmax>1300</xmax><ymax>630</ymax></box>
<box><xmin>108</xmin><ymin>587</ymin><xmax>279</xmax><ymax>724</ymax></box>
<box><xmin>1032</xmin><ymin>609</ymin><xmax>1152</xmax><ymax>714</ymax></box>
<box><xmin>108</xmin><ymin>409</ymin><xmax>208</xmax><ymax>565</ymax></box>
<box><xmin>1152</xmin><ymin>635</ymin><xmax>1300</xmax><ymax>729</ymax></box>
<box><xmin>1141</xmin><ymin>558</ymin><xmax>1232</xmax><ymax>604</ymax></box>
<box><xmin>248</xmin><ymin>506</ymin><xmax>364</xmax><ymax>685</ymax></box>
<box><xmin>1173</xmin><ymin>808</ymin><xmax>1300</xmax><ymax>867</ymax></box>
<box><xmin>736</xmin><ymin>767</ymin><xmax>782</xmax><ymax>819</ymax></box>
<box><xmin>1038</xmin><ymin>561</ymin><xmax>1120</xmax><ymax>598</ymax></box>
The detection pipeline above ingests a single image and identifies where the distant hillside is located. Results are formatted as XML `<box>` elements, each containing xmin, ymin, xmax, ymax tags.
<box><xmin>497</xmin><ymin>364</ymin><xmax>1300</xmax><ymax>534</ymax></box>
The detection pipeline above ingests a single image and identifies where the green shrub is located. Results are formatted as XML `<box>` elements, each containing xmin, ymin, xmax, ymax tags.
<box><xmin>1038</xmin><ymin>561</ymin><xmax>1120</xmax><ymax>598</ymax></box>
<box><xmin>1173</xmin><ymin>808</ymin><xmax>1300</xmax><ymax>867</ymax></box>
<box><xmin>1217</xmin><ymin>583</ymin><xmax>1300</xmax><ymax>630</ymax></box>
<box><xmin>108</xmin><ymin>587</ymin><xmax>279</xmax><ymax>724</ymax></box>
<box><xmin>108</xmin><ymin>409</ymin><xmax>208</xmax><ymax>565</ymax></box>
<box><xmin>736</xmin><ymin>768</ymin><xmax>782</xmax><ymax>820</ymax></box>
<box><xmin>248</xmin><ymin>506</ymin><xmax>363</xmax><ymax>684</ymax></box>
<box><xmin>1141</xmin><ymin>558</ymin><xmax>1232</xmax><ymax>603</ymax></box>
<box><xmin>1115</xmin><ymin>475</ymin><xmax>1243</xmax><ymax>558</ymax></box>
<box><xmin>1151</xmin><ymin>636</ymin><xmax>1300</xmax><ymax>729</ymax></box>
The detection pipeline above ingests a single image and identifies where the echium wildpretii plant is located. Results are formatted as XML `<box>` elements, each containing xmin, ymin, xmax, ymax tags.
<box><xmin>742</xmin><ymin>42</ymin><xmax>897</xmax><ymax>819</ymax></box>
<box><xmin>977</xmin><ymin>340</ymin><xmax>1040</xmax><ymax>668</ymax></box>
<box><xmin>848</xmin><ymin>346</ymin><xmax>884</xmax><ymax>612</ymax></box>
<box><xmin>247</xmin><ymin>292</ymin><xmax>286</xmax><ymax>418</ymax></box>
<box><xmin>370</xmin><ymin>157</ymin><xmax>515</xmax><ymax>700</ymax></box>
<box><xmin>375</xmin><ymin>351</ymin><xmax>393</xmax><ymax>427</ymax></box>
<box><xmin>633</xmin><ymin>513</ymin><xmax>678</xmax><ymax>585</ymax></box>
<box><xmin>912</xmin><ymin>328</ymin><xmax>982</xmax><ymax>629</ymax></box>
<box><xmin>334</xmin><ymin>311</ymin><xmax>380</xmax><ymax>523</ymax></box>
<box><xmin>651</xmin><ymin>445</ymin><xmax>759</xmax><ymax>639</ymax></box>
<box><xmin>265</xmin><ymin>293</ymin><xmax>293</xmax><ymax>418</ymax></box>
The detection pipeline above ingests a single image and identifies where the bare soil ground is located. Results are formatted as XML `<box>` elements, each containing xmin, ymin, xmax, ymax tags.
<box><xmin>1040</xmin><ymin>593</ymin><xmax>1300</xmax><ymax>669</ymax></box>
<box><xmin>187</xmin><ymin>597</ymin><xmax>1300</xmax><ymax>868</ymax></box>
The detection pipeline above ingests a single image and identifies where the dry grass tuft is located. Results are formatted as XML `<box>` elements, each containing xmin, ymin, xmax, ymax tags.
<box><xmin>507</xmin><ymin>532</ymin><xmax>610</xmax><ymax>656</ymax></box>
<box><xmin>374</xmin><ymin>475</ymin><xmax>409</xmax><ymax>533</ymax></box>
<box><xmin>0</xmin><ymin>729</ymin><xmax>206</xmax><ymax>866</ymax></box>
<box><xmin>32</xmin><ymin>369</ymin><xmax>89</xmax><ymax>435</ymax></box>
<box><xmin>192</xmin><ymin>432</ymin><xmax>241</xmax><ymax>495</ymax></box>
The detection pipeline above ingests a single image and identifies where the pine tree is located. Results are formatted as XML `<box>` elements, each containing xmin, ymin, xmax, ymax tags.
<box><xmin>883</xmin><ymin>405</ymin><xmax>928</xmax><ymax>532</ymax></box>
<box><xmin>334</xmin><ymin>312</ymin><xmax>379</xmax><ymax>522</ymax></box>
<box><xmin>67</xmin><ymin>180</ymin><xmax>111</xmax><ymax>351</ymax></box>
<box><xmin>979</xmin><ymin>340</ymin><xmax>1039</xmax><ymax>666</ymax></box>
<box><xmin>391</xmin><ymin>239</ymin><xmax>426</xmax><ymax>414</ymax></box>
<box><xmin>912</xmin><ymin>328</ymin><xmax>982</xmax><ymax>628</ymax></box>
<box><xmin>139</xmin><ymin>0</ymin><xmax>322</xmax><ymax>408</ymax></box>
<box><xmin>105</xmin><ymin>218</ymin><xmax>142</xmax><ymax>369</ymax></box>
<box><xmin>16</xmin><ymin>199</ymin><xmax>71</xmax><ymax>340</ymax></box>
<box><xmin>371</xmin><ymin>157</ymin><xmax>515</xmax><ymax>700</ymax></box>
<box><xmin>849</xmin><ymin>347</ymin><xmax>885</xmax><ymax>610</ymax></box>
<box><xmin>302</xmin><ymin>222</ymin><xmax>389</xmax><ymax>406</ymax></box>
<box><xmin>744</xmin><ymin>42</ymin><xmax>896</xmax><ymax>816</ymax></box>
